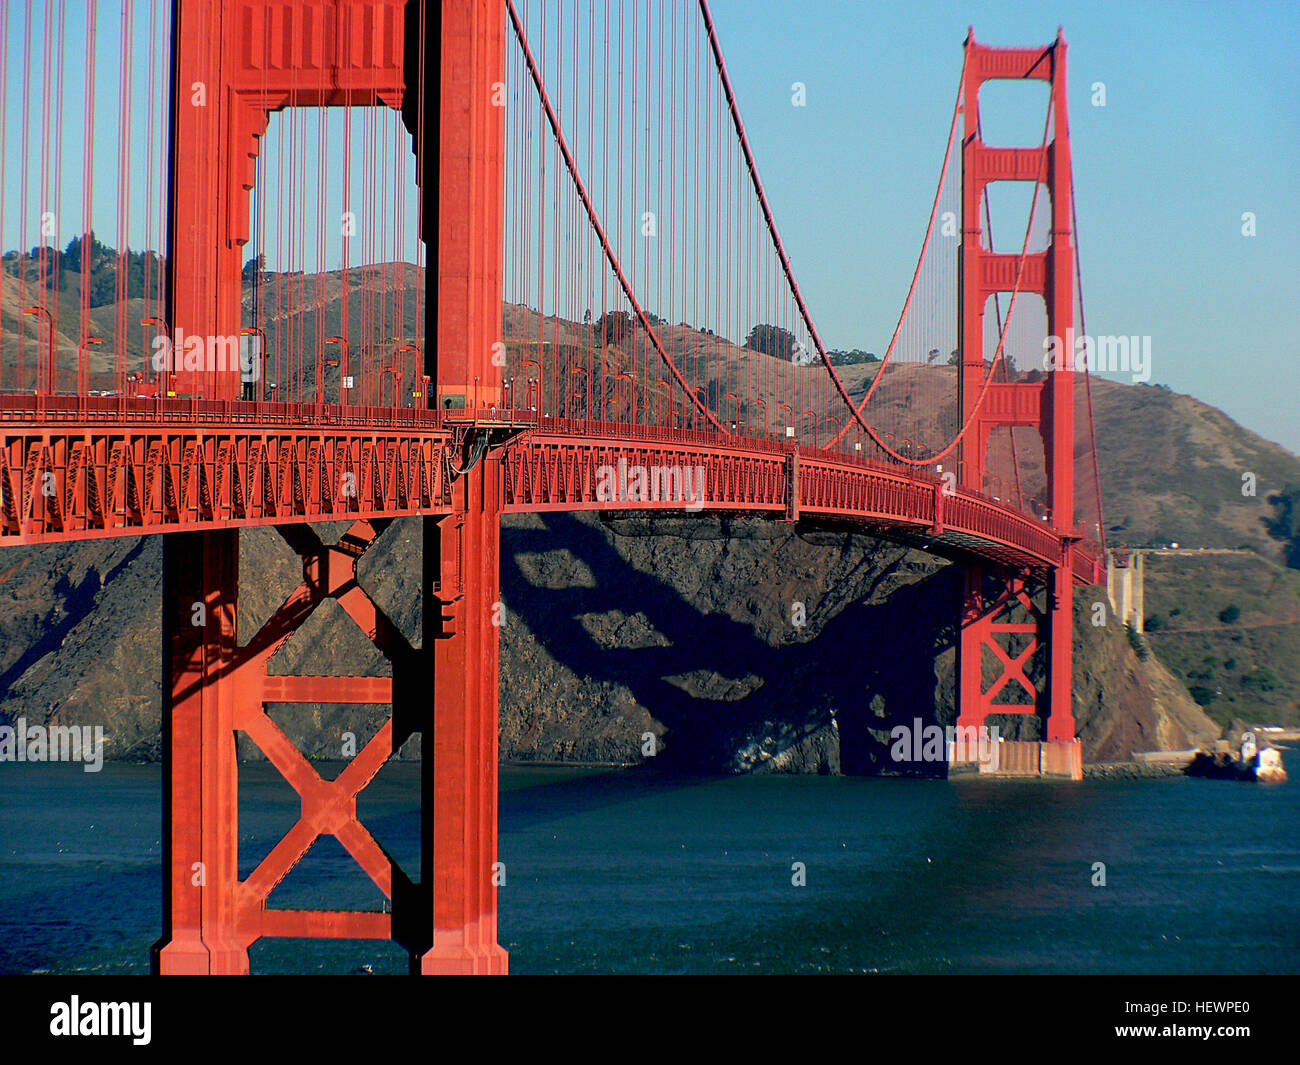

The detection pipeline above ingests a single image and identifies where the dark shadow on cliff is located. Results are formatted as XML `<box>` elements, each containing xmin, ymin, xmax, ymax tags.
<box><xmin>0</xmin><ymin>537</ymin><xmax>152</xmax><ymax>719</ymax></box>
<box><xmin>500</xmin><ymin>513</ymin><xmax>958</xmax><ymax>775</ymax></box>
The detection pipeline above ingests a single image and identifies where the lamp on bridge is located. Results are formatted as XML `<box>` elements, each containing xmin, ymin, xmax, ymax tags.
<box><xmin>779</xmin><ymin>402</ymin><xmax>794</xmax><ymax>438</ymax></box>
<box><xmin>569</xmin><ymin>366</ymin><xmax>590</xmax><ymax>420</ymax></box>
<box><xmin>522</xmin><ymin>358</ymin><xmax>540</xmax><ymax>415</ymax></box>
<box><xmin>693</xmin><ymin>386</ymin><xmax>709</xmax><ymax>430</ymax></box>
<box><xmin>381</xmin><ymin>368</ymin><xmax>404</xmax><ymax>411</ymax></box>
<box><xmin>78</xmin><ymin>335</ymin><xmax>103</xmax><ymax>397</ymax></box>
<box><xmin>723</xmin><ymin>391</ymin><xmax>740</xmax><ymax>432</ymax></box>
<box><xmin>395</xmin><ymin>345</ymin><xmax>421</xmax><ymax>409</ymax></box>
<box><xmin>617</xmin><ymin>371</ymin><xmax>637</xmax><ymax>425</ymax></box>
<box><xmin>21</xmin><ymin>305</ymin><xmax>54</xmax><ymax>395</ymax></box>
<box><xmin>599</xmin><ymin>350</ymin><xmax>617</xmax><ymax>419</ymax></box>
<box><xmin>324</xmin><ymin>336</ymin><xmax>351</xmax><ymax>404</ymax></box>
<box><xmin>141</xmin><ymin>317</ymin><xmax>174</xmax><ymax>397</ymax></box>
<box><xmin>824</xmin><ymin>414</ymin><xmax>840</xmax><ymax>448</ymax></box>
<box><xmin>653</xmin><ymin>380</ymin><xmax>674</xmax><ymax>429</ymax></box>
<box><xmin>238</xmin><ymin>327</ymin><xmax>266</xmax><ymax>402</ymax></box>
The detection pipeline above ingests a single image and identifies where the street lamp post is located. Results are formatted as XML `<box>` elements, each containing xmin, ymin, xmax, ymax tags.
<box><xmin>381</xmin><ymin>368</ymin><xmax>404</xmax><ymax>410</ymax></box>
<box><xmin>599</xmin><ymin>350</ymin><xmax>615</xmax><ymax>419</ymax></box>
<box><xmin>693</xmin><ymin>387</ymin><xmax>708</xmax><ymax>431</ymax></box>
<box><xmin>395</xmin><ymin>345</ymin><xmax>421</xmax><ymax>410</ymax></box>
<box><xmin>802</xmin><ymin>409</ymin><xmax>816</xmax><ymax>448</ymax></box>
<box><xmin>141</xmin><ymin>317</ymin><xmax>173</xmax><ymax>397</ymax></box>
<box><xmin>616</xmin><ymin>372</ymin><xmax>636</xmax><ymax>425</ymax></box>
<box><xmin>78</xmin><ymin>335</ymin><xmax>103</xmax><ymax>398</ymax></box>
<box><xmin>778</xmin><ymin>403</ymin><xmax>794</xmax><ymax>438</ymax></box>
<box><xmin>325</xmin><ymin>335</ymin><xmax>351</xmax><ymax>405</ymax></box>
<box><xmin>568</xmin><ymin>366</ymin><xmax>589</xmax><ymax>420</ymax></box>
<box><xmin>239</xmin><ymin>326</ymin><xmax>267</xmax><ymax>402</ymax></box>
<box><xmin>21</xmin><ymin>305</ymin><xmax>54</xmax><ymax>395</ymax></box>
<box><xmin>753</xmin><ymin>397</ymin><xmax>768</xmax><ymax>437</ymax></box>
<box><xmin>824</xmin><ymin>415</ymin><xmax>840</xmax><ymax>451</ymax></box>
<box><xmin>723</xmin><ymin>391</ymin><xmax>740</xmax><ymax>433</ymax></box>
<box><xmin>653</xmin><ymin>381</ymin><xmax>673</xmax><ymax>429</ymax></box>
<box><xmin>522</xmin><ymin>358</ymin><xmax>540</xmax><ymax>416</ymax></box>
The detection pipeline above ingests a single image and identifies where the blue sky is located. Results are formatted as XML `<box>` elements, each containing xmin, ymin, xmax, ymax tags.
<box><xmin>706</xmin><ymin>0</ymin><xmax>1300</xmax><ymax>452</ymax></box>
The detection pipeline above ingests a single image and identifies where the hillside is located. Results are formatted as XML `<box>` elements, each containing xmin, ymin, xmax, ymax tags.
<box><xmin>2</xmin><ymin>262</ymin><xmax>1295</xmax><ymax>769</ymax></box>
<box><xmin>1138</xmin><ymin>551</ymin><xmax>1300</xmax><ymax>728</ymax></box>
<box><xmin>0</xmin><ymin>513</ymin><xmax>1218</xmax><ymax>771</ymax></box>
<box><xmin>4</xmin><ymin>255</ymin><xmax>1296</xmax><ymax>565</ymax></box>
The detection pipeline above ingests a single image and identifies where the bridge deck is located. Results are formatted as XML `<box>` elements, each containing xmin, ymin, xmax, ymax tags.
<box><xmin>0</xmin><ymin>399</ymin><xmax>1100</xmax><ymax>584</ymax></box>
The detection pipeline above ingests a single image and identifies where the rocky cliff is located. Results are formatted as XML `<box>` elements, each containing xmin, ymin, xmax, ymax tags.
<box><xmin>0</xmin><ymin>510</ymin><xmax>1218</xmax><ymax>772</ymax></box>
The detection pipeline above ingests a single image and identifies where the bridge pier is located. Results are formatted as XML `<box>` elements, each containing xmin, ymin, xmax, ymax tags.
<box><xmin>152</xmin><ymin>510</ymin><xmax>508</xmax><ymax>974</ymax></box>
<box><xmin>148</xmin><ymin>0</ymin><xmax>511</xmax><ymax>973</ymax></box>
<box><xmin>954</xmin><ymin>564</ymin><xmax>1081</xmax><ymax>779</ymax></box>
<box><xmin>413</xmin><ymin>461</ymin><xmax>508</xmax><ymax>975</ymax></box>
<box><xmin>153</xmin><ymin>530</ymin><xmax>248</xmax><ymax>975</ymax></box>
<box><xmin>153</xmin><ymin>521</ymin><xmax>406</xmax><ymax>974</ymax></box>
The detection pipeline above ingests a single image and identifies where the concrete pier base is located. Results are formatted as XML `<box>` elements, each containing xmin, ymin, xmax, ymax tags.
<box><xmin>949</xmin><ymin>739</ymin><xmax>1083</xmax><ymax>780</ymax></box>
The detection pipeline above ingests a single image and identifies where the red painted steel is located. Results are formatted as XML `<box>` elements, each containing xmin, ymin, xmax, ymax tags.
<box><xmin>1</xmin><ymin>421</ymin><xmax>452</xmax><ymax>543</ymax></box>
<box><xmin>166</xmin><ymin>0</ymin><xmax>406</xmax><ymax>401</ymax></box>
<box><xmin>439</xmin><ymin>0</ymin><xmax>504</xmax><ymax>415</ymax></box>
<box><xmin>151</xmin><ymin>0</ymin><xmax>515</xmax><ymax>974</ymax></box>
<box><xmin>2</xmin><ymin>413</ymin><xmax>1100</xmax><ymax>579</ymax></box>
<box><xmin>154</xmin><ymin>520</ymin><xmax>414</xmax><ymax>972</ymax></box>
<box><xmin>412</xmin><ymin>0</ymin><xmax>509</xmax><ymax>975</ymax></box>
<box><xmin>153</xmin><ymin>530</ymin><xmax>246</xmax><ymax>974</ymax></box>
<box><xmin>418</xmin><ymin>456</ymin><xmax>508</xmax><ymax>973</ymax></box>
<box><xmin>0</xmin><ymin>2</ymin><xmax>1108</xmax><ymax>971</ymax></box>
<box><xmin>956</xmin><ymin>31</ymin><xmax>1079</xmax><ymax>764</ymax></box>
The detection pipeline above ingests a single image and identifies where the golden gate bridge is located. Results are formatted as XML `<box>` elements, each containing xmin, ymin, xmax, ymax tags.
<box><xmin>0</xmin><ymin>0</ymin><xmax>1106</xmax><ymax>973</ymax></box>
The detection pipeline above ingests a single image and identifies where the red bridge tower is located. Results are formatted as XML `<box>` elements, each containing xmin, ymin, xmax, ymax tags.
<box><xmin>955</xmin><ymin>30</ymin><xmax>1082</xmax><ymax>778</ymax></box>
<box><xmin>153</xmin><ymin>0</ymin><xmax>509</xmax><ymax>974</ymax></box>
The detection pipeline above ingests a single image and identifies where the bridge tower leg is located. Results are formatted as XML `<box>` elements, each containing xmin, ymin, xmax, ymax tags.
<box><xmin>154</xmin><ymin>521</ymin><xmax>421</xmax><ymax>974</ymax></box>
<box><xmin>154</xmin><ymin>0</ymin><xmax>509</xmax><ymax>971</ymax></box>
<box><xmin>412</xmin><ymin>0</ymin><xmax>508</xmax><ymax>973</ymax></box>
<box><xmin>154</xmin><ymin>530</ymin><xmax>247</xmax><ymax>974</ymax></box>
<box><xmin>955</xmin><ymin>30</ymin><xmax>1081</xmax><ymax>777</ymax></box>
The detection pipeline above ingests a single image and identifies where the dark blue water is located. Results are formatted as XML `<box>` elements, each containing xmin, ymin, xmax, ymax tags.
<box><xmin>2</xmin><ymin>762</ymin><xmax>1298</xmax><ymax>974</ymax></box>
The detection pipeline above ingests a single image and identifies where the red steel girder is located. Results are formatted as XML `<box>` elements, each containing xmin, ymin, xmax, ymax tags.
<box><xmin>957</xmin><ymin>29</ymin><xmax>1081</xmax><ymax>751</ymax></box>
<box><xmin>167</xmin><ymin>0</ymin><xmax>407</xmax><ymax>400</ymax></box>
<box><xmin>155</xmin><ymin>519</ymin><xmax>417</xmax><ymax>971</ymax></box>
<box><xmin>0</xmin><ymin>425</ymin><xmax>452</xmax><ymax>543</ymax></box>
<box><xmin>501</xmin><ymin>431</ymin><xmax>1094</xmax><ymax>580</ymax></box>
<box><xmin>0</xmin><ymin>420</ymin><xmax>1099</xmax><ymax>583</ymax></box>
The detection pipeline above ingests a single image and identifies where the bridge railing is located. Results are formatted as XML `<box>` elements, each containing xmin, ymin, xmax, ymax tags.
<box><xmin>2</xmin><ymin>396</ymin><xmax>1100</xmax><ymax>582</ymax></box>
<box><xmin>0</xmin><ymin>392</ymin><xmax>449</xmax><ymax>431</ymax></box>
